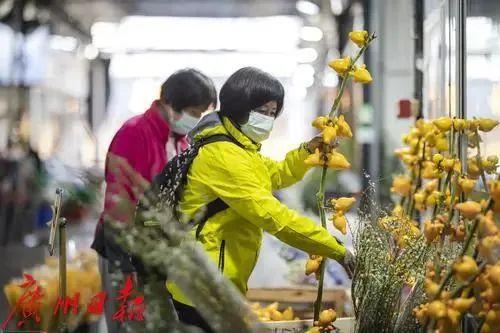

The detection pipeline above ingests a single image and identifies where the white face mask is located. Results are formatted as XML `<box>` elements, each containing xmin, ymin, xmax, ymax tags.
<box><xmin>170</xmin><ymin>112</ymin><xmax>200</xmax><ymax>135</ymax></box>
<box><xmin>240</xmin><ymin>111</ymin><xmax>275</xmax><ymax>143</ymax></box>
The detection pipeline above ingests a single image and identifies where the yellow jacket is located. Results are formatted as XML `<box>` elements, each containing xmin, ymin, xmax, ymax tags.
<box><xmin>167</xmin><ymin>113</ymin><xmax>346</xmax><ymax>305</ymax></box>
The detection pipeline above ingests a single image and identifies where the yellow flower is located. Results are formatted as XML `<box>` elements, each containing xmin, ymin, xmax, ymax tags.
<box><xmin>424</xmin><ymin>179</ymin><xmax>439</xmax><ymax>192</ymax></box>
<box><xmin>328</xmin><ymin>56</ymin><xmax>351</xmax><ymax>75</ymax></box>
<box><xmin>453</xmin><ymin>118</ymin><xmax>467</xmax><ymax>131</ymax></box>
<box><xmin>453</xmin><ymin>223</ymin><xmax>466</xmax><ymax>242</ymax></box>
<box><xmin>352</xmin><ymin>64</ymin><xmax>373</xmax><ymax>83</ymax></box>
<box><xmin>312</xmin><ymin>116</ymin><xmax>329</xmax><ymax>130</ymax></box>
<box><xmin>482</xmin><ymin>156</ymin><xmax>498</xmax><ymax>174</ymax></box>
<box><xmin>455</xmin><ymin>201</ymin><xmax>482</xmax><ymax>219</ymax></box>
<box><xmin>282</xmin><ymin>307</ymin><xmax>294</xmax><ymax>321</ymax></box>
<box><xmin>413</xmin><ymin>304</ymin><xmax>428</xmax><ymax>324</ymax></box>
<box><xmin>427</xmin><ymin>300</ymin><xmax>448</xmax><ymax>320</ymax></box>
<box><xmin>467</xmin><ymin>159</ymin><xmax>481</xmax><ymax>179</ymax></box>
<box><xmin>331</xmin><ymin>197</ymin><xmax>356</xmax><ymax>212</ymax></box>
<box><xmin>453</xmin><ymin>256</ymin><xmax>479</xmax><ymax>282</ymax></box>
<box><xmin>458</xmin><ymin>177</ymin><xmax>476</xmax><ymax>195</ymax></box>
<box><xmin>479</xmin><ymin>211</ymin><xmax>498</xmax><ymax>237</ymax></box>
<box><xmin>478</xmin><ymin>118</ymin><xmax>499</xmax><ymax>132</ymax></box>
<box><xmin>270</xmin><ymin>309</ymin><xmax>283</xmax><ymax>321</ymax></box>
<box><xmin>433</xmin><ymin>153</ymin><xmax>444</xmax><ymax>165</ymax></box>
<box><xmin>424</xmin><ymin>220</ymin><xmax>443</xmax><ymax>243</ymax></box>
<box><xmin>424</xmin><ymin>132</ymin><xmax>437</xmax><ymax>147</ymax></box>
<box><xmin>331</xmin><ymin>213</ymin><xmax>347</xmax><ymax>234</ymax></box>
<box><xmin>327</xmin><ymin>151</ymin><xmax>351</xmax><ymax>169</ymax></box>
<box><xmin>433</xmin><ymin>117</ymin><xmax>453</xmax><ymax>132</ymax></box>
<box><xmin>422</xmin><ymin>164</ymin><xmax>440</xmax><ymax>179</ymax></box>
<box><xmin>305</xmin><ymin>258</ymin><xmax>322</xmax><ymax>275</ymax></box>
<box><xmin>489</xmin><ymin>180</ymin><xmax>500</xmax><ymax>201</ymax></box>
<box><xmin>349</xmin><ymin>30</ymin><xmax>369</xmax><ymax>47</ymax></box>
<box><xmin>414</xmin><ymin>190</ymin><xmax>426</xmax><ymax>205</ymax></box>
<box><xmin>336</xmin><ymin>115</ymin><xmax>353</xmax><ymax>138</ymax></box>
<box><xmin>391</xmin><ymin>175</ymin><xmax>412</xmax><ymax>196</ymax></box>
<box><xmin>304</xmin><ymin>148</ymin><xmax>325</xmax><ymax>166</ymax></box>
<box><xmin>435</xmin><ymin>137</ymin><xmax>449</xmax><ymax>151</ymax></box>
<box><xmin>441</xmin><ymin>158</ymin><xmax>457</xmax><ymax>172</ymax></box>
<box><xmin>402</xmin><ymin>154</ymin><xmax>419</xmax><ymax>166</ymax></box>
<box><xmin>318</xmin><ymin>309</ymin><xmax>337</xmax><ymax>326</ymax></box>
<box><xmin>425</xmin><ymin>191</ymin><xmax>440</xmax><ymax>207</ymax></box>
<box><xmin>449</xmin><ymin>297</ymin><xmax>475</xmax><ymax>313</ymax></box>
<box><xmin>322</xmin><ymin>125</ymin><xmax>338</xmax><ymax>144</ymax></box>
<box><xmin>424</xmin><ymin>278</ymin><xmax>439</xmax><ymax>297</ymax></box>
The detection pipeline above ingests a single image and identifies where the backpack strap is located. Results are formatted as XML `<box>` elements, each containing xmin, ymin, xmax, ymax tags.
<box><xmin>195</xmin><ymin>133</ymin><xmax>245</xmax><ymax>149</ymax></box>
<box><xmin>192</xmin><ymin>133</ymin><xmax>244</xmax><ymax>239</ymax></box>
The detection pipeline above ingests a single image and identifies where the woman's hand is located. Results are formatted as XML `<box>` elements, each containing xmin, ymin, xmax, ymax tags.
<box><xmin>305</xmin><ymin>136</ymin><xmax>323</xmax><ymax>153</ymax></box>
<box><xmin>341</xmin><ymin>249</ymin><xmax>355</xmax><ymax>279</ymax></box>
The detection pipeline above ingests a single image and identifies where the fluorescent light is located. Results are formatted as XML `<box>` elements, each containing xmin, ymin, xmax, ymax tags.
<box><xmin>110</xmin><ymin>16</ymin><xmax>301</xmax><ymax>53</ymax></box>
<box><xmin>330</xmin><ymin>0</ymin><xmax>343</xmax><ymax>15</ymax></box>
<box><xmin>50</xmin><ymin>35</ymin><xmax>77</xmax><ymax>52</ymax></box>
<box><xmin>297</xmin><ymin>48</ymin><xmax>318</xmax><ymax>63</ymax></box>
<box><xmin>296</xmin><ymin>0</ymin><xmax>320</xmax><ymax>15</ymax></box>
<box><xmin>300</xmin><ymin>26</ymin><xmax>323</xmax><ymax>42</ymax></box>
<box><xmin>91</xmin><ymin>21</ymin><xmax>118</xmax><ymax>50</ymax></box>
<box><xmin>110</xmin><ymin>52</ymin><xmax>298</xmax><ymax>78</ymax></box>
<box><xmin>84</xmin><ymin>44</ymin><xmax>99</xmax><ymax>60</ymax></box>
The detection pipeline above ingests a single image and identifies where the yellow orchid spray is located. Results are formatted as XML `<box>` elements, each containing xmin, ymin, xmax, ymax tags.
<box><xmin>304</xmin><ymin>30</ymin><xmax>377</xmax><ymax>325</ymax></box>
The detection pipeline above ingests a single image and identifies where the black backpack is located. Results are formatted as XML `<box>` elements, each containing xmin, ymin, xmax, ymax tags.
<box><xmin>136</xmin><ymin>134</ymin><xmax>244</xmax><ymax>238</ymax></box>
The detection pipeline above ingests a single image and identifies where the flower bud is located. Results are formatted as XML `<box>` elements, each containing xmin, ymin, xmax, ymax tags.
<box><xmin>352</xmin><ymin>64</ymin><xmax>373</xmax><ymax>84</ymax></box>
<box><xmin>349</xmin><ymin>30</ymin><xmax>369</xmax><ymax>47</ymax></box>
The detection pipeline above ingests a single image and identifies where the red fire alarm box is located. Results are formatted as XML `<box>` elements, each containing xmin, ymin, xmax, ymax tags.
<box><xmin>398</xmin><ymin>99</ymin><xmax>412</xmax><ymax>118</ymax></box>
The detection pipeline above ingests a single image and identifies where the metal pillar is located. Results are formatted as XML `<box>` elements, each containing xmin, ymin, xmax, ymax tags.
<box><xmin>456</xmin><ymin>0</ymin><xmax>467</xmax><ymax>173</ymax></box>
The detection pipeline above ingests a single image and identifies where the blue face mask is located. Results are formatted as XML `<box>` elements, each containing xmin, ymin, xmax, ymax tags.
<box><xmin>170</xmin><ymin>112</ymin><xmax>200</xmax><ymax>135</ymax></box>
<box><xmin>240</xmin><ymin>111</ymin><xmax>275</xmax><ymax>143</ymax></box>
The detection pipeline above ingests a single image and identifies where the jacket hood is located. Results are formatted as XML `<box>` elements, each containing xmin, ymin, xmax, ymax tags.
<box><xmin>188</xmin><ymin>112</ymin><xmax>260</xmax><ymax>151</ymax></box>
<box><xmin>187</xmin><ymin>112</ymin><xmax>222</xmax><ymax>143</ymax></box>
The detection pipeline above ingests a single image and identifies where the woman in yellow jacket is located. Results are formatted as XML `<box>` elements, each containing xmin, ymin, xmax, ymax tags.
<box><xmin>168</xmin><ymin>67</ymin><xmax>354</xmax><ymax>331</ymax></box>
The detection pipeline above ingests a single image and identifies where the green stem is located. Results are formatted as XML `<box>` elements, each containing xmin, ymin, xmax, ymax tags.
<box><xmin>314</xmin><ymin>167</ymin><xmax>328</xmax><ymax>321</ymax></box>
<box><xmin>313</xmin><ymin>33</ymin><xmax>376</xmax><ymax>322</ymax></box>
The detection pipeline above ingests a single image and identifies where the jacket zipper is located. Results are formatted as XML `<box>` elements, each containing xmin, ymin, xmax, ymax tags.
<box><xmin>218</xmin><ymin>240</ymin><xmax>226</xmax><ymax>273</ymax></box>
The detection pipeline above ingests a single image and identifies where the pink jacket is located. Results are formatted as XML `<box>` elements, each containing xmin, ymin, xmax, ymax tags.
<box><xmin>92</xmin><ymin>100</ymin><xmax>187</xmax><ymax>265</ymax></box>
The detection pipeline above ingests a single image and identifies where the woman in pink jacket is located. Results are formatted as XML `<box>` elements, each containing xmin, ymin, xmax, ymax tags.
<box><xmin>91</xmin><ymin>68</ymin><xmax>216</xmax><ymax>333</ymax></box>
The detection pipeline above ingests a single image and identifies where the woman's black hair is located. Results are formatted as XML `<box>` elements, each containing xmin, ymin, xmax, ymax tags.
<box><xmin>219</xmin><ymin>67</ymin><xmax>285</xmax><ymax>124</ymax></box>
<box><xmin>160</xmin><ymin>68</ymin><xmax>217</xmax><ymax>112</ymax></box>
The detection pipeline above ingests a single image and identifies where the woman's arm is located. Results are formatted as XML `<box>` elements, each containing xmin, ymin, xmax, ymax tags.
<box><xmin>260</xmin><ymin>145</ymin><xmax>312</xmax><ymax>190</ymax></box>
<box><xmin>200</xmin><ymin>143</ymin><xmax>346</xmax><ymax>261</ymax></box>
<box><xmin>261</xmin><ymin>137</ymin><xmax>322</xmax><ymax>190</ymax></box>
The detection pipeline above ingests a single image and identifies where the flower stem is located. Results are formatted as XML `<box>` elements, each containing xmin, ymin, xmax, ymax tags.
<box><xmin>314</xmin><ymin>166</ymin><xmax>328</xmax><ymax>321</ymax></box>
<box><xmin>314</xmin><ymin>32</ymin><xmax>376</xmax><ymax>323</ymax></box>
<box><xmin>474</xmin><ymin>129</ymin><xmax>489</xmax><ymax>194</ymax></box>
